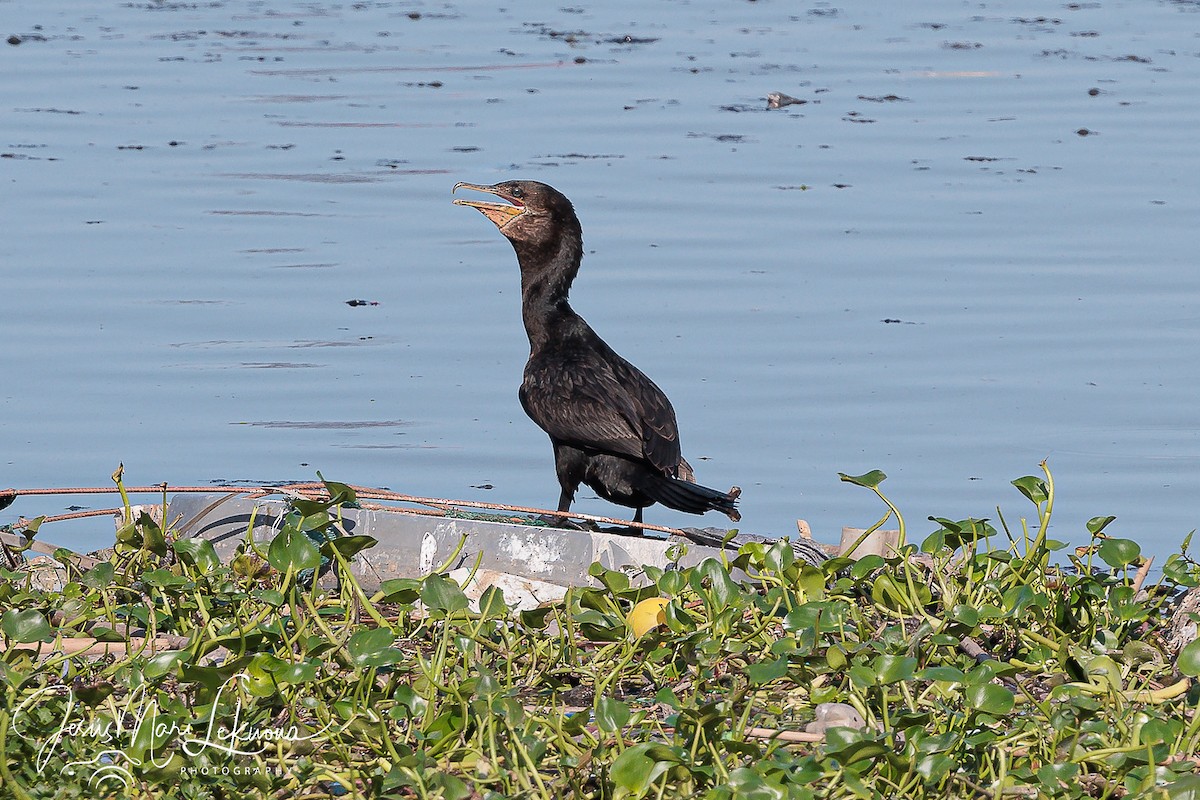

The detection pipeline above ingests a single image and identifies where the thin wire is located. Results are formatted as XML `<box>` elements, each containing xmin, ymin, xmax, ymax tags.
<box><xmin>1</xmin><ymin>482</ymin><xmax>689</xmax><ymax>536</ymax></box>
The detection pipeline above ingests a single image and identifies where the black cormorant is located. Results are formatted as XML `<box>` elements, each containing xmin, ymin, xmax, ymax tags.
<box><xmin>453</xmin><ymin>180</ymin><xmax>740</xmax><ymax>525</ymax></box>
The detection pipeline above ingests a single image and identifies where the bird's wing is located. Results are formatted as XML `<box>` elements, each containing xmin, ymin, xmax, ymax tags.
<box><xmin>521</xmin><ymin>350</ymin><xmax>682</xmax><ymax>476</ymax></box>
<box><xmin>617</xmin><ymin>358</ymin><xmax>683</xmax><ymax>476</ymax></box>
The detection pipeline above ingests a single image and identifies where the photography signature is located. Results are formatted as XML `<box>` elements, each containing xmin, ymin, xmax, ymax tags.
<box><xmin>12</xmin><ymin>672</ymin><xmax>336</xmax><ymax>779</ymax></box>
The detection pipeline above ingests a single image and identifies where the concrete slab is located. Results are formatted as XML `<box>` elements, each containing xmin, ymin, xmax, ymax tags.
<box><xmin>165</xmin><ymin>493</ymin><xmax>750</xmax><ymax>593</ymax></box>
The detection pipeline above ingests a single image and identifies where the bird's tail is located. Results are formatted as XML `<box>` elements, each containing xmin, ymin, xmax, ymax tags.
<box><xmin>649</xmin><ymin>476</ymin><xmax>741</xmax><ymax>522</ymax></box>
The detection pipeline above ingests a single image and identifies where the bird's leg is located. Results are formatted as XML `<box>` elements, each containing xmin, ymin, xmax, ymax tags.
<box><xmin>633</xmin><ymin>507</ymin><xmax>644</xmax><ymax>524</ymax></box>
<box><xmin>535</xmin><ymin>486</ymin><xmax>592</xmax><ymax>531</ymax></box>
<box><xmin>538</xmin><ymin>445</ymin><xmax>598</xmax><ymax>530</ymax></box>
<box><xmin>557</xmin><ymin>487</ymin><xmax>574</xmax><ymax>514</ymax></box>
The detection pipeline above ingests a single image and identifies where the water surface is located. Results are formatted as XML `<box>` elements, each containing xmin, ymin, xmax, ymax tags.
<box><xmin>4</xmin><ymin>0</ymin><xmax>1200</xmax><ymax>557</ymax></box>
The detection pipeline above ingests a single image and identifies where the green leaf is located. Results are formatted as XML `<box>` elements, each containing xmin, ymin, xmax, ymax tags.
<box><xmin>290</xmin><ymin>498</ymin><xmax>332</xmax><ymax>519</ymax></box>
<box><xmin>746</xmin><ymin>656</ymin><xmax>789</xmax><ymax>686</ymax></box>
<box><xmin>916</xmin><ymin>754</ymin><xmax>958</xmax><ymax>782</ymax></box>
<box><xmin>478</xmin><ymin>585</ymin><xmax>509</xmax><ymax>619</ymax></box>
<box><xmin>656</xmin><ymin>569</ymin><xmax>686</xmax><ymax>596</ymax></box>
<box><xmin>270</xmin><ymin>660</ymin><xmax>319</xmax><ymax>684</ymax></box>
<box><xmin>1084</xmin><ymin>654</ymin><xmax>1123</xmax><ymax>694</ymax></box>
<box><xmin>421</xmin><ymin>574</ymin><xmax>469</xmax><ymax>614</ymax></box>
<box><xmin>1177</xmin><ymin>639</ymin><xmax>1200</xmax><ymax>677</ymax></box>
<box><xmin>73</xmin><ymin>681</ymin><xmax>115</xmax><ymax>707</ymax></box>
<box><xmin>923</xmin><ymin>517</ymin><xmax>994</xmax><ymax>553</ymax></box>
<box><xmin>610</xmin><ymin>742</ymin><xmax>682</xmax><ymax>799</ymax></box>
<box><xmin>1</xmin><ymin>608</ymin><xmax>51</xmax><ymax>642</ymax></box>
<box><xmin>763</xmin><ymin>540</ymin><xmax>795</xmax><ymax>573</ymax></box>
<box><xmin>127</xmin><ymin>697</ymin><xmax>170</xmax><ymax>761</ymax></box>
<box><xmin>798</xmin><ymin>565</ymin><xmax>826</xmax><ymax>598</ymax></box>
<box><xmin>180</xmin><ymin>658</ymin><xmax>250</xmax><ymax>692</ymax></box>
<box><xmin>596</xmin><ymin>696</ymin><xmax>631</xmax><ymax>732</ymax></box>
<box><xmin>267</xmin><ymin>528</ymin><xmax>322</xmax><ymax>573</ymax></box>
<box><xmin>391</xmin><ymin>684</ymin><xmax>428</xmax><ymax>718</ymax></box>
<box><xmin>654</xmin><ymin>687</ymin><xmax>681</xmax><ymax>711</ymax></box>
<box><xmin>823</xmin><ymin>728</ymin><xmax>888</xmax><ymax>764</ymax></box>
<box><xmin>16</xmin><ymin>517</ymin><xmax>44</xmax><ymax>544</ymax></box>
<box><xmin>692</xmin><ymin>558</ymin><xmax>740</xmax><ymax>611</ymax></box>
<box><xmin>838</xmin><ymin>470</ymin><xmax>886</xmax><ymax>489</ymax></box>
<box><xmin>972</xmin><ymin>658</ymin><xmax>1019</xmax><ymax>682</ymax></box>
<box><xmin>115</xmin><ymin>520</ymin><xmax>142</xmax><ymax>547</ymax></box>
<box><xmin>1012</xmin><ymin>476</ymin><xmax>1048</xmax><ymax>505</ymax></box>
<box><xmin>1138</xmin><ymin>717</ymin><xmax>1182</xmax><ymax>746</ymax></box>
<box><xmin>429</xmin><ymin>774</ymin><xmax>469</xmax><ymax>800</ymax></box>
<box><xmin>377</xmin><ymin>577</ymin><xmax>421</xmax><ymax>605</ymax></box>
<box><xmin>847</xmin><ymin>665</ymin><xmax>876</xmax><ymax>690</ymax></box>
<box><xmin>80</xmin><ymin>561</ymin><xmax>115</xmax><ymax>589</ymax></box>
<box><xmin>144</xmin><ymin>650</ymin><xmax>187</xmax><ymax>680</ymax></box>
<box><xmin>138</xmin><ymin>510</ymin><xmax>168</xmax><ymax>557</ymax></box>
<box><xmin>1086</xmin><ymin>515</ymin><xmax>1117</xmax><ymax>535</ymax></box>
<box><xmin>1001</xmin><ymin>584</ymin><xmax>1043</xmax><ymax>618</ymax></box>
<box><xmin>727</xmin><ymin>767</ymin><xmax>787</xmax><ymax>800</ymax></box>
<box><xmin>140</xmin><ymin>569</ymin><xmax>189</xmax><ymax>589</ymax></box>
<box><xmin>519</xmin><ymin>606</ymin><xmax>553</xmax><ymax>630</ymax></box>
<box><xmin>921</xmin><ymin>528</ymin><xmax>950</xmax><ymax>553</ymax></box>
<box><xmin>826</xmin><ymin>645</ymin><xmax>848</xmax><ymax>671</ymax></box>
<box><xmin>1036</xmin><ymin>762</ymin><xmax>1080</xmax><ymax>790</ymax></box>
<box><xmin>347</xmin><ymin>627</ymin><xmax>403</xmax><ymax>669</ymax></box>
<box><xmin>589</xmin><ymin>563</ymin><xmax>630</xmax><ymax>595</ymax></box>
<box><xmin>850</xmin><ymin>554</ymin><xmax>885</xmax><ymax>580</ymax></box>
<box><xmin>782</xmin><ymin>604</ymin><xmax>820</xmax><ymax>634</ymax></box>
<box><xmin>89</xmin><ymin>625</ymin><xmax>126</xmax><ymax>643</ymax></box>
<box><xmin>966</xmin><ymin>683</ymin><xmax>1014</xmax><ymax>715</ymax></box>
<box><xmin>320</xmin><ymin>534</ymin><xmax>377</xmax><ymax>560</ymax></box>
<box><xmin>253</xmin><ymin>588</ymin><xmax>286</xmax><ymax>607</ymax></box>
<box><xmin>948</xmin><ymin>604</ymin><xmax>979</xmax><ymax>627</ymax></box>
<box><xmin>317</xmin><ymin>472</ymin><xmax>358</xmax><ymax>506</ymax></box>
<box><xmin>1098</xmin><ymin>537</ymin><xmax>1141</xmax><ymax>568</ymax></box>
<box><xmin>1163</xmin><ymin>774</ymin><xmax>1200</xmax><ymax>800</ymax></box>
<box><xmin>917</xmin><ymin>666</ymin><xmax>966</xmax><ymax>683</ymax></box>
<box><xmin>870</xmin><ymin>573</ymin><xmax>911</xmax><ymax>612</ymax></box>
<box><xmin>874</xmin><ymin>654</ymin><xmax>917</xmax><ymax>684</ymax></box>
<box><xmin>1163</xmin><ymin>554</ymin><xmax>1200</xmax><ymax>588</ymax></box>
<box><xmin>173</xmin><ymin>538</ymin><xmax>221</xmax><ymax>574</ymax></box>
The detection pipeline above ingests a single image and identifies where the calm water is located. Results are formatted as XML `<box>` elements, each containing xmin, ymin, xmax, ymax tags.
<box><xmin>4</xmin><ymin>0</ymin><xmax>1200</xmax><ymax>557</ymax></box>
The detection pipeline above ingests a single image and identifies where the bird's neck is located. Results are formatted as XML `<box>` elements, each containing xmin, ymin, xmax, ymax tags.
<box><xmin>514</xmin><ymin>230</ymin><xmax>583</xmax><ymax>348</ymax></box>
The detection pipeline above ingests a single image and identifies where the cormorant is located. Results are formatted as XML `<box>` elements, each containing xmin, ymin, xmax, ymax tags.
<box><xmin>453</xmin><ymin>179</ymin><xmax>741</xmax><ymax>525</ymax></box>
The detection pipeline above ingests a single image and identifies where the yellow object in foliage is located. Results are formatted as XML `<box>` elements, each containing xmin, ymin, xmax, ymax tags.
<box><xmin>627</xmin><ymin>597</ymin><xmax>670</xmax><ymax>637</ymax></box>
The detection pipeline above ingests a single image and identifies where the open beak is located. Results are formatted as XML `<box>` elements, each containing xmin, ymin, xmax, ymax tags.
<box><xmin>452</xmin><ymin>182</ymin><xmax>525</xmax><ymax>229</ymax></box>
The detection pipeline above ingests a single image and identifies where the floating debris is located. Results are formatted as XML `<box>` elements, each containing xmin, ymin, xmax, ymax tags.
<box><xmin>766</xmin><ymin>91</ymin><xmax>805</xmax><ymax>109</ymax></box>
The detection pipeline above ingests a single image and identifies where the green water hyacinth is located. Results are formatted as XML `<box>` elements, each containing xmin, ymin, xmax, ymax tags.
<box><xmin>0</xmin><ymin>464</ymin><xmax>1198</xmax><ymax>799</ymax></box>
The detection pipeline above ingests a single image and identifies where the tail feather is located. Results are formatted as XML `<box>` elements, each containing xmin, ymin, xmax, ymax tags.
<box><xmin>649</xmin><ymin>475</ymin><xmax>741</xmax><ymax>522</ymax></box>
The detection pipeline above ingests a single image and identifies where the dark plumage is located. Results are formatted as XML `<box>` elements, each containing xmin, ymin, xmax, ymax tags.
<box><xmin>453</xmin><ymin>179</ymin><xmax>741</xmax><ymax>525</ymax></box>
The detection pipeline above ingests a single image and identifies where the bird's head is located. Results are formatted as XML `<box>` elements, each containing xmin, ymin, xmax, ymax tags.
<box><xmin>453</xmin><ymin>180</ymin><xmax>579</xmax><ymax>249</ymax></box>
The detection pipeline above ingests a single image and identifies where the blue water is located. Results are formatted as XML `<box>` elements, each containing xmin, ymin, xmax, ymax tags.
<box><xmin>4</xmin><ymin>0</ymin><xmax>1200</xmax><ymax>558</ymax></box>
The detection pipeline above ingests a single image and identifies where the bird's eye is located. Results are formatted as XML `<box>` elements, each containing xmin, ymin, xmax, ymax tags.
<box><xmin>508</xmin><ymin>184</ymin><xmax>524</xmax><ymax>198</ymax></box>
